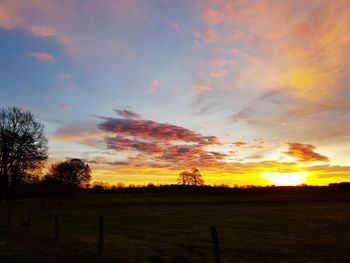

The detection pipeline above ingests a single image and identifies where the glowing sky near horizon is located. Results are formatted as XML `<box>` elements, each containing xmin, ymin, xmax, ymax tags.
<box><xmin>1</xmin><ymin>0</ymin><xmax>350</xmax><ymax>186</ymax></box>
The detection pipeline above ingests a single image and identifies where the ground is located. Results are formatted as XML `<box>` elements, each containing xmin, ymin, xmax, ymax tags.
<box><xmin>1</xmin><ymin>190</ymin><xmax>350</xmax><ymax>262</ymax></box>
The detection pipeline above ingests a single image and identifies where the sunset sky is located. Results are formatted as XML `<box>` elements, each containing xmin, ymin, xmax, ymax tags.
<box><xmin>1</xmin><ymin>0</ymin><xmax>350</xmax><ymax>186</ymax></box>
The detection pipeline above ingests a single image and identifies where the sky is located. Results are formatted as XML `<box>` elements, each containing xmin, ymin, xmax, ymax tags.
<box><xmin>1</xmin><ymin>0</ymin><xmax>350</xmax><ymax>186</ymax></box>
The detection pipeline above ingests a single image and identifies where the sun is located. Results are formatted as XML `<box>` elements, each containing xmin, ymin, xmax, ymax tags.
<box><xmin>260</xmin><ymin>172</ymin><xmax>309</xmax><ymax>186</ymax></box>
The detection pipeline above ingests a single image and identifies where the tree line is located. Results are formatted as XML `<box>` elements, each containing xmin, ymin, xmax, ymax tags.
<box><xmin>0</xmin><ymin>106</ymin><xmax>205</xmax><ymax>203</ymax></box>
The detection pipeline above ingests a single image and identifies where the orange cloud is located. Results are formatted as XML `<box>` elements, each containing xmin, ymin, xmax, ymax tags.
<box><xmin>193</xmin><ymin>85</ymin><xmax>211</xmax><ymax>92</ymax></box>
<box><xmin>28</xmin><ymin>52</ymin><xmax>55</xmax><ymax>62</ymax></box>
<box><xmin>204</xmin><ymin>8</ymin><xmax>224</xmax><ymax>24</ymax></box>
<box><xmin>196</xmin><ymin>0</ymin><xmax>350</xmax><ymax>101</ymax></box>
<box><xmin>286</xmin><ymin>143</ymin><xmax>329</xmax><ymax>163</ymax></box>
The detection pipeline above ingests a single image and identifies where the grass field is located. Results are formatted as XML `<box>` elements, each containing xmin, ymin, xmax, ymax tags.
<box><xmin>1</xmin><ymin>190</ymin><xmax>350</xmax><ymax>262</ymax></box>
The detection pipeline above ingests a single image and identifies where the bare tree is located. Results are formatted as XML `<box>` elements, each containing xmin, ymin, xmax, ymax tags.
<box><xmin>45</xmin><ymin>159</ymin><xmax>91</xmax><ymax>189</ymax></box>
<box><xmin>177</xmin><ymin>168</ymin><xmax>205</xmax><ymax>186</ymax></box>
<box><xmin>0</xmin><ymin>106</ymin><xmax>48</xmax><ymax>203</ymax></box>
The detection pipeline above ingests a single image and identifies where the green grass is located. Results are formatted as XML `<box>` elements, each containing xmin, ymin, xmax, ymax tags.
<box><xmin>1</xmin><ymin>192</ymin><xmax>350</xmax><ymax>262</ymax></box>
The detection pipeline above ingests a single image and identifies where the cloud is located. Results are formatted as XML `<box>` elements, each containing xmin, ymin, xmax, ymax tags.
<box><xmin>105</xmin><ymin>136</ymin><xmax>226</xmax><ymax>168</ymax></box>
<box><xmin>52</xmin><ymin>121</ymin><xmax>107</xmax><ymax>144</ymax></box>
<box><xmin>210</xmin><ymin>59</ymin><xmax>226</xmax><ymax>68</ymax></box>
<box><xmin>114</xmin><ymin>109</ymin><xmax>142</xmax><ymax>119</ymax></box>
<box><xmin>232</xmin><ymin>139</ymin><xmax>265</xmax><ymax>150</ymax></box>
<box><xmin>97</xmin><ymin>112</ymin><xmax>225</xmax><ymax>168</ymax></box>
<box><xmin>28</xmin><ymin>52</ymin><xmax>55</xmax><ymax>62</ymax></box>
<box><xmin>146</xmin><ymin>79</ymin><xmax>161</xmax><ymax>95</ymax></box>
<box><xmin>193</xmin><ymin>85</ymin><xmax>211</xmax><ymax>93</ymax></box>
<box><xmin>193</xmin><ymin>0</ymin><xmax>350</xmax><ymax>152</ymax></box>
<box><xmin>105</xmin><ymin>136</ymin><xmax>162</xmax><ymax>153</ymax></box>
<box><xmin>203</xmin><ymin>29</ymin><xmax>218</xmax><ymax>43</ymax></box>
<box><xmin>285</xmin><ymin>143</ymin><xmax>329</xmax><ymax>163</ymax></box>
<box><xmin>209</xmin><ymin>69</ymin><xmax>226</xmax><ymax>78</ymax></box>
<box><xmin>59</xmin><ymin>103</ymin><xmax>71</xmax><ymax>110</ymax></box>
<box><xmin>233</xmin><ymin>141</ymin><xmax>247</xmax><ymax>147</ymax></box>
<box><xmin>0</xmin><ymin>0</ymin><xmax>150</xmax><ymax>59</ymax></box>
<box><xmin>204</xmin><ymin>7</ymin><xmax>224</xmax><ymax>24</ymax></box>
<box><xmin>98</xmin><ymin>117</ymin><xmax>219</xmax><ymax>145</ymax></box>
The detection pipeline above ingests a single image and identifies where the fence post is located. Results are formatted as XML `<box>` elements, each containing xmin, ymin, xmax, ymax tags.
<box><xmin>98</xmin><ymin>216</ymin><xmax>104</xmax><ymax>254</ymax></box>
<box><xmin>6</xmin><ymin>207</ymin><xmax>12</xmax><ymax>227</ymax></box>
<box><xmin>54</xmin><ymin>215</ymin><xmax>59</xmax><ymax>241</ymax></box>
<box><xmin>210</xmin><ymin>224</ymin><xmax>221</xmax><ymax>263</ymax></box>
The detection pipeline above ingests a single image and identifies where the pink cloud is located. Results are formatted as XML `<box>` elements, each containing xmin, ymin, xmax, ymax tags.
<box><xmin>30</xmin><ymin>26</ymin><xmax>56</xmax><ymax>37</ymax></box>
<box><xmin>99</xmin><ymin>116</ymin><xmax>219</xmax><ymax>145</ymax></box>
<box><xmin>193</xmin><ymin>85</ymin><xmax>211</xmax><ymax>93</ymax></box>
<box><xmin>59</xmin><ymin>103</ymin><xmax>71</xmax><ymax>110</ymax></box>
<box><xmin>204</xmin><ymin>8</ymin><xmax>224</xmax><ymax>24</ymax></box>
<box><xmin>230</xmin><ymin>48</ymin><xmax>240</xmax><ymax>56</ymax></box>
<box><xmin>0</xmin><ymin>1</ymin><xmax>150</xmax><ymax>59</ymax></box>
<box><xmin>146</xmin><ymin>79</ymin><xmax>161</xmax><ymax>95</ymax></box>
<box><xmin>98</xmin><ymin>113</ymin><xmax>225</xmax><ymax>168</ymax></box>
<box><xmin>28</xmin><ymin>52</ymin><xmax>55</xmax><ymax>62</ymax></box>
<box><xmin>209</xmin><ymin>69</ymin><xmax>226</xmax><ymax>78</ymax></box>
<box><xmin>203</xmin><ymin>29</ymin><xmax>218</xmax><ymax>43</ymax></box>
<box><xmin>210</xmin><ymin>59</ymin><xmax>226</xmax><ymax>68</ymax></box>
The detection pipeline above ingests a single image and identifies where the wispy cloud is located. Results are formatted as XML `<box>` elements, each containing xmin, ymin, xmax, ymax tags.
<box><xmin>28</xmin><ymin>52</ymin><xmax>55</xmax><ymax>62</ymax></box>
<box><xmin>203</xmin><ymin>29</ymin><xmax>218</xmax><ymax>43</ymax></box>
<box><xmin>193</xmin><ymin>85</ymin><xmax>211</xmax><ymax>93</ymax></box>
<box><xmin>146</xmin><ymin>79</ymin><xmax>161</xmax><ymax>95</ymax></box>
<box><xmin>209</xmin><ymin>69</ymin><xmax>226</xmax><ymax>78</ymax></box>
<box><xmin>0</xmin><ymin>0</ymin><xmax>151</xmax><ymax>59</ymax></box>
<box><xmin>115</xmin><ymin>109</ymin><xmax>142</xmax><ymax>120</ymax></box>
<box><xmin>203</xmin><ymin>7</ymin><xmax>224</xmax><ymax>24</ymax></box>
<box><xmin>59</xmin><ymin>103</ymin><xmax>71</xmax><ymax>110</ymax></box>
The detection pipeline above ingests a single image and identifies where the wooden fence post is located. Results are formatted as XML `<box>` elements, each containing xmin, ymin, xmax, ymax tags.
<box><xmin>54</xmin><ymin>215</ymin><xmax>59</xmax><ymax>241</ymax></box>
<box><xmin>98</xmin><ymin>216</ymin><xmax>104</xmax><ymax>254</ymax></box>
<box><xmin>210</xmin><ymin>224</ymin><xmax>221</xmax><ymax>263</ymax></box>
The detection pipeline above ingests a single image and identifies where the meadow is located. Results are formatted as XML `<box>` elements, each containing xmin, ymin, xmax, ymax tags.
<box><xmin>1</xmin><ymin>188</ymin><xmax>350</xmax><ymax>262</ymax></box>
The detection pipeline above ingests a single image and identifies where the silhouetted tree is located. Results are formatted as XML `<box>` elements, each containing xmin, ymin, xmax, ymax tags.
<box><xmin>45</xmin><ymin>159</ymin><xmax>91</xmax><ymax>189</ymax></box>
<box><xmin>177</xmin><ymin>168</ymin><xmax>205</xmax><ymax>186</ymax></box>
<box><xmin>92</xmin><ymin>181</ymin><xmax>110</xmax><ymax>190</ymax></box>
<box><xmin>0</xmin><ymin>106</ymin><xmax>48</xmax><ymax>203</ymax></box>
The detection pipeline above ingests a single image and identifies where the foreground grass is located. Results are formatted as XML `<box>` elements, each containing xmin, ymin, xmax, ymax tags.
<box><xmin>1</xmin><ymin>192</ymin><xmax>350</xmax><ymax>262</ymax></box>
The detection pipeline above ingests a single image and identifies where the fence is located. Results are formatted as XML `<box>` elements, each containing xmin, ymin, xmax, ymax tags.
<box><xmin>2</xmin><ymin>205</ymin><xmax>221</xmax><ymax>262</ymax></box>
